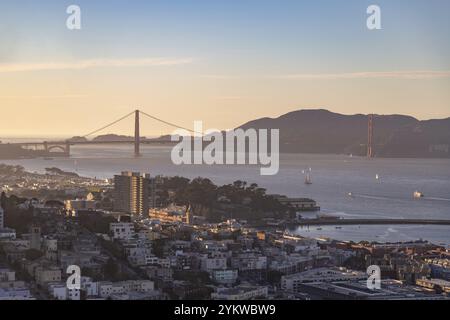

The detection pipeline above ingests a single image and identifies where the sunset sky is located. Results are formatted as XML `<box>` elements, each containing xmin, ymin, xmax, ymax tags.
<box><xmin>1</xmin><ymin>0</ymin><xmax>449</xmax><ymax>137</ymax></box>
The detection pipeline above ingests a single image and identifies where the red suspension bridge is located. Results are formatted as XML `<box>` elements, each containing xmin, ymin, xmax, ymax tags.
<box><xmin>8</xmin><ymin>109</ymin><xmax>198</xmax><ymax>158</ymax></box>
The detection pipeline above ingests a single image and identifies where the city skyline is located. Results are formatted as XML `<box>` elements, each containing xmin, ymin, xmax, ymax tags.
<box><xmin>1</xmin><ymin>0</ymin><xmax>450</xmax><ymax>136</ymax></box>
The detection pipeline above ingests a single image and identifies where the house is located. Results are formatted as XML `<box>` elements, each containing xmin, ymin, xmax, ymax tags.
<box><xmin>35</xmin><ymin>266</ymin><xmax>62</xmax><ymax>285</ymax></box>
<box><xmin>48</xmin><ymin>283</ymin><xmax>80</xmax><ymax>300</ymax></box>
<box><xmin>211</xmin><ymin>286</ymin><xmax>268</xmax><ymax>300</ymax></box>
<box><xmin>110</xmin><ymin>222</ymin><xmax>135</xmax><ymax>240</ymax></box>
<box><xmin>211</xmin><ymin>269</ymin><xmax>238</xmax><ymax>285</ymax></box>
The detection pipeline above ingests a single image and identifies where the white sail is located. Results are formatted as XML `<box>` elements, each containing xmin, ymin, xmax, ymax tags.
<box><xmin>305</xmin><ymin>173</ymin><xmax>312</xmax><ymax>185</ymax></box>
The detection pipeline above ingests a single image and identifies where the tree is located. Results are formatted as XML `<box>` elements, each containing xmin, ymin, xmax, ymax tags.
<box><xmin>267</xmin><ymin>270</ymin><xmax>283</xmax><ymax>285</ymax></box>
<box><xmin>152</xmin><ymin>239</ymin><xmax>167</xmax><ymax>258</ymax></box>
<box><xmin>1</xmin><ymin>192</ymin><xmax>6</xmax><ymax>208</ymax></box>
<box><xmin>182</xmin><ymin>178</ymin><xmax>217</xmax><ymax>208</ymax></box>
<box><xmin>103</xmin><ymin>258</ymin><xmax>119</xmax><ymax>280</ymax></box>
<box><xmin>25</xmin><ymin>249</ymin><xmax>44</xmax><ymax>261</ymax></box>
<box><xmin>343</xmin><ymin>256</ymin><xmax>366</xmax><ymax>271</ymax></box>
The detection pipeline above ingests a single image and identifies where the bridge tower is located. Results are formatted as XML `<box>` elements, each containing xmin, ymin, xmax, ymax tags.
<box><xmin>65</xmin><ymin>141</ymin><xmax>71</xmax><ymax>156</ymax></box>
<box><xmin>134</xmin><ymin>109</ymin><xmax>141</xmax><ymax>157</ymax></box>
<box><xmin>367</xmin><ymin>114</ymin><xmax>374</xmax><ymax>158</ymax></box>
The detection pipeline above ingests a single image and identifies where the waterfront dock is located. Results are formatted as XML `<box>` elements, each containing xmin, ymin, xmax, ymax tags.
<box><xmin>291</xmin><ymin>218</ymin><xmax>450</xmax><ymax>227</ymax></box>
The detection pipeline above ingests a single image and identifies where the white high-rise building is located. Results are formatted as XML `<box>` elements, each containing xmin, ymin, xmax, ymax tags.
<box><xmin>30</xmin><ymin>225</ymin><xmax>41</xmax><ymax>250</ymax></box>
<box><xmin>0</xmin><ymin>205</ymin><xmax>4</xmax><ymax>229</ymax></box>
<box><xmin>113</xmin><ymin>171</ymin><xmax>150</xmax><ymax>216</ymax></box>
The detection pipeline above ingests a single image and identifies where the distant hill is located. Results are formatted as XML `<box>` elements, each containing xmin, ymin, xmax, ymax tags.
<box><xmin>238</xmin><ymin>109</ymin><xmax>450</xmax><ymax>158</ymax></box>
<box><xmin>92</xmin><ymin>134</ymin><xmax>138</xmax><ymax>142</ymax></box>
<box><xmin>69</xmin><ymin>134</ymin><xmax>174</xmax><ymax>142</ymax></box>
<box><xmin>67</xmin><ymin>136</ymin><xmax>88</xmax><ymax>143</ymax></box>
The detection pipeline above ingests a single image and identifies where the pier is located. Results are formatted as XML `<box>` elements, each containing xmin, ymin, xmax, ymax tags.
<box><xmin>291</xmin><ymin>218</ymin><xmax>450</xmax><ymax>227</ymax></box>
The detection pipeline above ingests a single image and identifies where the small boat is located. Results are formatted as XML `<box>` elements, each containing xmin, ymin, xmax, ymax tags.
<box><xmin>414</xmin><ymin>191</ymin><xmax>424</xmax><ymax>199</ymax></box>
<box><xmin>375</xmin><ymin>174</ymin><xmax>380</xmax><ymax>180</ymax></box>
<box><xmin>348</xmin><ymin>192</ymin><xmax>354</xmax><ymax>197</ymax></box>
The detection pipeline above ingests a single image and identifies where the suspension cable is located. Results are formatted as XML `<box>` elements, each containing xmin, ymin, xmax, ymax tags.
<box><xmin>81</xmin><ymin>109</ymin><xmax>205</xmax><ymax>139</ymax></box>
<box><xmin>139</xmin><ymin>110</ymin><xmax>204</xmax><ymax>135</ymax></box>
<box><xmin>82</xmin><ymin>111</ymin><xmax>135</xmax><ymax>138</ymax></box>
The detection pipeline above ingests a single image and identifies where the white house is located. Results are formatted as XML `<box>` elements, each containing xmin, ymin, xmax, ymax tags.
<box><xmin>110</xmin><ymin>222</ymin><xmax>135</xmax><ymax>240</ymax></box>
<box><xmin>48</xmin><ymin>283</ymin><xmax>80</xmax><ymax>301</ymax></box>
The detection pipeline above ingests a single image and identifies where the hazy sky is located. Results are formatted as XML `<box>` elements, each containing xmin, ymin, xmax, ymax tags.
<box><xmin>1</xmin><ymin>0</ymin><xmax>449</xmax><ymax>137</ymax></box>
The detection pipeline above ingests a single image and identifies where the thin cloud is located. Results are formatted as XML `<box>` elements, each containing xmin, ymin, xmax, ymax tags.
<box><xmin>200</xmin><ymin>75</ymin><xmax>240</xmax><ymax>79</ymax></box>
<box><xmin>0</xmin><ymin>58</ymin><xmax>193</xmax><ymax>73</ymax></box>
<box><xmin>213</xmin><ymin>96</ymin><xmax>247</xmax><ymax>101</ymax></box>
<box><xmin>33</xmin><ymin>94</ymin><xmax>88</xmax><ymax>99</ymax></box>
<box><xmin>0</xmin><ymin>94</ymin><xmax>88</xmax><ymax>99</ymax></box>
<box><xmin>273</xmin><ymin>71</ymin><xmax>450</xmax><ymax>80</ymax></box>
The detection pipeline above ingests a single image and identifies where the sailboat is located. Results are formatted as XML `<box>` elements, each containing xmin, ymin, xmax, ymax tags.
<box><xmin>305</xmin><ymin>172</ymin><xmax>313</xmax><ymax>185</ymax></box>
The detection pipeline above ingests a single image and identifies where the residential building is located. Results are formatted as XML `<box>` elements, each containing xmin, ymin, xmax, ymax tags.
<box><xmin>427</xmin><ymin>259</ymin><xmax>450</xmax><ymax>281</ymax></box>
<box><xmin>416</xmin><ymin>278</ymin><xmax>450</xmax><ymax>294</ymax></box>
<box><xmin>113</xmin><ymin>171</ymin><xmax>150</xmax><ymax>216</ymax></box>
<box><xmin>0</xmin><ymin>228</ymin><xmax>16</xmax><ymax>240</ymax></box>
<box><xmin>30</xmin><ymin>225</ymin><xmax>41</xmax><ymax>250</ymax></box>
<box><xmin>65</xmin><ymin>199</ymin><xmax>96</xmax><ymax>214</ymax></box>
<box><xmin>211</xmin><ymin>286</ymin><xmax>268</xmax><ymax>300</ymax></box>
<box><xmin>149</xmin><ymin>206</ymin><xmax>186</xmax><ymax>223</ymax></box>
<box><xmin>281</xmin><ymin>267</ymin><xmax>366</xmax><ymax>292</ymax></box>
<box><xmin>48</xmin><ymin>283</ymin><xmax>80</xmax><ymax>301</ymax></box>
<box><xmin>0</xmin><ymin>287</ymin><xmax>33</xmax><ymax>300</ymax></box>
<box><xmin>110</xmin><ymin>222</ymin><xmax>135</xmax><ymax>240</ymax></box>
<box><xmin>35</xmin><ymin>266</ymin><xmax>62</xmax><ymax>285</ymax></box>
<box><xmin>0</xmin><ymin>205</ymin><xmax>3</xmax><ymax>228</ymax></box>
<box><xmin>80</xmin><ymin>277</ymin><xmax>99</xmax><ymax>297</ymax></box>
<box><xmin>0</xmin><ymin>267</ymin><xmax>15</xmax><ymax>282</ymax></box>
<box><xmin>200</xmin><ymin>253</ymin><xmax>228</xmax><ymax>272</ymax></box>
<box><xmin>231</xmin><ymin>252</ymin><xmax>267</xmax><ymax>271</ymax></box>
<box><xmin>211</xmin><ymin>269</ymin><xmax>238</xmax><ymax>285</ymax></box>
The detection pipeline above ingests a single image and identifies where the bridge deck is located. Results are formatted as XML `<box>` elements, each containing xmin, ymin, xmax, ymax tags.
<box><xmin>9</xmin><ymin>140</ymin><xmax>176</xmax><ymax>146</ymax></box>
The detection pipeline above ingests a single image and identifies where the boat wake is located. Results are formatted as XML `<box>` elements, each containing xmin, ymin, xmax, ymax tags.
<box><xmin>349</xmin><ymin>193</ymin><xmax>450</xmax><ymax>203</ymax></box>
<box><xmin>424</xmin><ymin>197</ymin><xmax>450</xmax><ymax>202</ymax></box>
<box><xmin>349</xmin><ymin>193</ymin><xmax>398</xmax><ymax>201</ymax></box>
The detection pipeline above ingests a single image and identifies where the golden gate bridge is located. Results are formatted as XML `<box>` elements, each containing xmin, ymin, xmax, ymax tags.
<box><xmin>8</xmin><ymin>109</ymin><xmax>199</xmax><ymax>158</ymax></box>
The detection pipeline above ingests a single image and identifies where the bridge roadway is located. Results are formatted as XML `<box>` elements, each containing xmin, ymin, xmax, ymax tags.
<box><xmin>11</xmin><ymin>139</ymin><xmax>177</xmax><ymax>146</ymax></box>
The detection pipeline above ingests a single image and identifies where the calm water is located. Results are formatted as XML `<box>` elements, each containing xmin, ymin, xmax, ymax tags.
<box><xmin>2</xmin><ymin>144</ymin><xmax>450</xmax><ymax>246</ymax></box>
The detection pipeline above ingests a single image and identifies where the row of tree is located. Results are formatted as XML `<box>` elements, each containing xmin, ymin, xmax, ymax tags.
<box><xmin>154</xmin><ymin>177</ymin><xmax>288</xmax><ymax>221</ymax></box>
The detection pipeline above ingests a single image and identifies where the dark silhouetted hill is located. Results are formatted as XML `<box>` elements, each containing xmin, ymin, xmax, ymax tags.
<box><xmin>238</xmin><ymin>109</ymin><xmax>450</xmax><ymax>158</ymax></box>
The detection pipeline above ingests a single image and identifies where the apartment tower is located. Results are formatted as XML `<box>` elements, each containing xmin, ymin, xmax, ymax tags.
<box><xmin>113</xmin><ymin>171</ymin><xmax>150</xmax><ymax>216</ymax></box>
